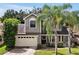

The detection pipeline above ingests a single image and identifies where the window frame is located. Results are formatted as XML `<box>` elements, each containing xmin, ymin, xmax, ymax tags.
<box><xmin>29</xmin><ymin>19</ymin><xmax>37</xmax><ymax>29</ymax></box>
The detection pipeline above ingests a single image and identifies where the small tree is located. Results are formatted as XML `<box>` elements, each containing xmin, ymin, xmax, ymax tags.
<box><xmin>3</xmin><ymin>18</ymin><xmax>20</xmax><ymax>50</ymax></box>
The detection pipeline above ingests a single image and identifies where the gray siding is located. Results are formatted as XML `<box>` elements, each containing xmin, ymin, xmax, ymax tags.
<box><xmin>25</xmin><ymin>16</ymin><xmax>40</xmax><ymax>34</ymax></box>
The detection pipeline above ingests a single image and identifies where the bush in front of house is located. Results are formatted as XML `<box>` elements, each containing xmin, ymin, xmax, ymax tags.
<box><xmin>46</xmin><ymin>43</ymin><xmax>55</xmax><ymax>47</ymax></box>
<box><xmin>37</xmin><ymin>44</ymin><xmax>42</xmax><ymax>49</ymax></box>
<box><xmin>3</xmin><ymin>18</ymin><xmax>20</xmax><ymax>50</ymax></box>
<box><xmin>57</xmin><ymin>43</ymin><xmax>64</xmax><ymax>48</ymax></box>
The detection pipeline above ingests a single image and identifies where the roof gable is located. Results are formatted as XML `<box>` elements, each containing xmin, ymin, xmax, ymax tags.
<box><xmin>23</xmin><ymin>13</ymin><xmax>37</xmax><ymax>20</ymax></box>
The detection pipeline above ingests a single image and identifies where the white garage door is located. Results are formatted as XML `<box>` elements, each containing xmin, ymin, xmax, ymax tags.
<box><xmin>15</xmin><ymin>35</ymin><xmax>38</xmax><ymax>48</ymax></box>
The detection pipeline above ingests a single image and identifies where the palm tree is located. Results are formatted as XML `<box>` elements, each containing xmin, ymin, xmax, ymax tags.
<box><xmin>63</xmin><ymin>11</ymin><xmax>78</xmax><ymax>54</ymax></box>
<box><xmin>70</xmin><ymin>11</ymin><xmax>79</xmax><ymax>32</ymax></box>
<box><xmin>50</xmin><ymin>4</ymin><xmax>72</xmax><ymax>55</ymax></box>
<box><xmin>37</xmin><ymin>4</ymin><xmax>72</xmax><ymax>55</ymax></box>
<box><xmin>37</xmin><ymin>4</ymin><xmax>53</xmax><ymax>46</ymax></box>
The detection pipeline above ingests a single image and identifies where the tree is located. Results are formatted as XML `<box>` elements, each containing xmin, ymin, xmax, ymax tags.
<box><xmin>1</xmin><ymin>8</ymin><xmax>41</xmax><ymax>23</ymax></box>
<box><xmin>3</xmin><ymin>18</ymin><xmax>20</xmax><ymax>50</ymax></box>
<box><xmin>17</xmin><ymin>9</ymin><xmax>28</xmax><ymax>23</ymax></box>
<box><xmin>37</xmin><ymin>4</ymin><xmax>53</xmax><ymax>49</ymax></box>
<box><xmin>62</xmin><ymin>11</ymin><xmax>78</xmax><ymax>54</ymax></box>
<box><xmin>71</xmin><ymin>11</ymin><xmax>79</xmax><ymax>32</ymax></box>
<box><xmin>2</xmin><ymin>9</ymin><xmax>18</xmax><ymax>18</ymax></box>
<box><xmin>2</xmin><ymin>9</ymin><xmax>28</xmax><ymax>23</ymax></box>
<box><xmin>51</xmin><ymin>4</ymin><xmax>72</xmax><ymax>55</ymax></box>
<box><xmin>30</xmin><ymin>7</ymin><xmax>42</xmax><ymax>14</ymax></box>
<box><xmin>37</xmin><ymin>4</ymin><xmax>52</xmax><ymax>34</ymax></box>
<box><xmin>37</xmin><ymin>4</ymin><xmax>72</xmax><ymax>55</ymax></box>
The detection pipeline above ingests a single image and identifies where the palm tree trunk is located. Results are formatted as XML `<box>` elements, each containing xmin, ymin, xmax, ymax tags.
<box><xmin>68</xmin><ymin>35</ymin><xmax>71</xmax><ymax>54</ymax></box>
<box><xmin>55</xmin><ymin>35</ymin><xmax>58</xmax><ymax>55</ymax></box>
<box><xmin>54</xmin><ymin>25</ymin><xmax>58</xmax><ymax>55</ymax></box>
<box><xmin>68</xmin><ymin>28</ymin><xmax>71</xmax><ymax>54</ymax></box>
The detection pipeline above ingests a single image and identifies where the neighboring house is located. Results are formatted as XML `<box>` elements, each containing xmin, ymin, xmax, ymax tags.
<box><xmin>0</xmin><ymin>21</ymin><xmax>3</xmax><ymax>44</ymax></box>
<box><xmin>15</xmin><ymin>13</ymin><xmax>71</xmax><ymax>48</ymax></box>
<box><xmin>0</xmin><ymin>21</ymin><xmax>3</xmax><ymax>37</ymax></box>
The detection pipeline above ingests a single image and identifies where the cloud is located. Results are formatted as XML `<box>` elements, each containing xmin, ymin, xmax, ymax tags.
<box><xmin>3</xmin><ymin>4</ymin><xmax>33</xmax><ymax>11</ymax></box>
<box><xmin>0</xmin><ymin>4</ymin><xmax>33</xmax><ymax>17</ymax></box>
<box><xmin>0</xmin><ymin>8</ymin><xmax>6</xmax><ymax>17</ymax></box>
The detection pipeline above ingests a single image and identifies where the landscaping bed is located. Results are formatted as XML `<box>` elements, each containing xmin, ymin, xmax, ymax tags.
<box><xmin>34</xmin><ymin>48</ymin><xmax>79</xmax><ymax>55</ymax></box>
<box><xmin>0</xmin><ymin>45</ymin><xmax>7</xmax><ymax>55</ymax></box>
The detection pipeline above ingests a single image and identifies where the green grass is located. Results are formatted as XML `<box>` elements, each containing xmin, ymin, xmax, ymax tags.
<box><xmin>57</xmin><ymin>48</ymin><xmax>79</xmax><ymax>55</ymax></box>
<box><xmin>0</xmin><ymin>45</ymin><xmax>7</xmax><ymax>55</ymax></box>
<box><xmin>34</xmin><ymin>49</ymin><xmax>55</xmax><ymax>55</ymax></box>
<box><xmin>71</xmin><ymin>48</ymin><xmax>79</xmax><ymax>55</ymax></box>
<box><xmin>34</xmin><ymin>48</ymin><xmax>79</xmax><ymax>55</ymax></box>
<box><xmin>57</xmin><ymin>48</ymin><xmax>68</xmax><ymax>55</ymax></box>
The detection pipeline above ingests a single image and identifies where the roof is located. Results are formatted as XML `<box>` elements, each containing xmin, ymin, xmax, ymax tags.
<box><xmin>23</xmin><ymin>13</ymin><xmax>37</xmax><ymax>20</ymax></box>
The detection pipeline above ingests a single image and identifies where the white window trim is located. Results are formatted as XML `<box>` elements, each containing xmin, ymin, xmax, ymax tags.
<box><xmin>29</xmin><ymin>19</ymin><xmax>37</xmax><ymax>29</ymax></box>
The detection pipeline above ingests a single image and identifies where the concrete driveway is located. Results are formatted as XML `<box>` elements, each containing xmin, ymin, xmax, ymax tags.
<box><xmin>4</xmin><ymin>48</ymin><xmax>35</xmax><ymax>55</ymax></box>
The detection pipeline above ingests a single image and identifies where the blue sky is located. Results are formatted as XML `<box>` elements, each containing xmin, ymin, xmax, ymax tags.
<box><xmin>0</xmin><ymin>3</ymin><xmax>79</xmax><ymax>17</ymax></box>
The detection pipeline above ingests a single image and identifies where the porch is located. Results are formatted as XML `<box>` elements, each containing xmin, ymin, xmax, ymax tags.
<box><xmin>39</xmin><ymin>34</ymin><xmax>71</xmax><ymax>48</ymax></box>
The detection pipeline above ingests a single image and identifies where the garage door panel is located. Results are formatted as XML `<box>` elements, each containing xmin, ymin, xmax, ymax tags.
<box><xmin>15</xmin><ymin>35</ymin><xmax>38</xmax><ymax>47</ymax></box>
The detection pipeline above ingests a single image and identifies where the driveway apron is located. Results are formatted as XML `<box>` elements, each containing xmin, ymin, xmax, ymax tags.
<box><xmin>4</xmin><ymin>48</ymin><xmax>35</xmax><ymax>55</ymax></box>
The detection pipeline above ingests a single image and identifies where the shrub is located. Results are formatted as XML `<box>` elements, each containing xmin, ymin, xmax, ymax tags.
<box><xmin>3</xmin><ymin>18</ymin><xmax>20</xmax><ymax>50</ymax></box>
<box><xmin>46</xmin><ymin>43</ymin><xmax>55</xmax><ymax>47</ymax></box>
<box><xmin>37</xmin><ymin>44</ymin><xmax>42</xmax><ymax>49</ymax></box>
<box><xmin>57</xmin><ymin>43</ymin><xmax>64</xmax><ymax>48</ymax></box>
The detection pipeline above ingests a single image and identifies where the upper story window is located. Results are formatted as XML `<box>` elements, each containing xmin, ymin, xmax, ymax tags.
<box><xmin>30</xmin><ymin>20</ymin><xmax>36</xmax><ymax>28</ymax></box>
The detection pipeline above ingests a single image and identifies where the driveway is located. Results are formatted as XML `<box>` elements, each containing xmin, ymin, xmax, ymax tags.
<box><xmin>4</xmin><ymin>48</ymin><xmax>35</xmax><ymax>55</ymax></box>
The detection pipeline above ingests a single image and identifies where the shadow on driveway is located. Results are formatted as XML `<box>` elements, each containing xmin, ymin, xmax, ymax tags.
<box><xmin>4</xmin><ymin>48</ymin><xmax>35</xmax><ymax>55</ymax></box>
<box><xmin>9</xmin><ymin>48</ymin><xmax>27</xmax><ymax>53</ymax></box>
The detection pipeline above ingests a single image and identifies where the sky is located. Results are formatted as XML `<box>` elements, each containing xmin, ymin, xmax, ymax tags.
<box><xmin>0</xmin><ymin>3</ymin><xmax>79</xmax><ymax>17</ymax></box>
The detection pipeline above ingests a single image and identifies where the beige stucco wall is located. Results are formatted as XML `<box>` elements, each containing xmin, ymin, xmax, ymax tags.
<box><xmin>25</xmin><ymin>16</ymin><xmax>41</xmax><ymax>34</ymax></box>
<box><xmin>0</xmin><ymin>23</ymin><xmax>3</xmax><ymax>36</ymax></box>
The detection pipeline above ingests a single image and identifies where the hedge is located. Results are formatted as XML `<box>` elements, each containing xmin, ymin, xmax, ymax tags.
<box><xmin>3</xmin><ymin>18</ymin><xmax>20</xmax><ymax>50</ymax></box>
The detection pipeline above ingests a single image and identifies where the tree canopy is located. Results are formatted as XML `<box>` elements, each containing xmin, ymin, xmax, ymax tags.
<box><xmin>1</xmin><ymin>7</ymin><xmax>41</xmax><ymax>23</ymax></box>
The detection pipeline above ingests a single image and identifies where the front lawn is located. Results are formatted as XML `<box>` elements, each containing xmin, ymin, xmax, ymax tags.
<box><xmin>34</xmin><ymin>48</ymin><xmax>79</xmax><ymax>55</ymax></box>
<box><xmin>71</xmin><ymin>48</ymin><xmax>79</xmax><ymax>55</ymax></box>
<box><xmin>34</xmin><ymin>49</ymin><xmax>55</xmax><ymax>55</ymax></box>
<box><xmin>0</xmin><ymin>45</ymin><xmax>7</xmax><ymax>55</ymax></box>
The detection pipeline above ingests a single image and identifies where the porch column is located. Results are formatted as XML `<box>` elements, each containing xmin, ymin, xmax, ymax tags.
<box><xmin>60</xmin><ymin>35</ymin><xmax>62</xmax><ymax>42</ymax></box>
<box><xmin>39</xmin><ymin>20</ymin><xmax>41</xmax><ymax>44</ymax></box>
